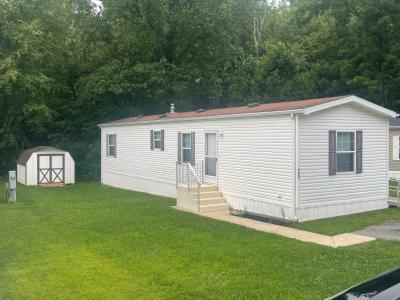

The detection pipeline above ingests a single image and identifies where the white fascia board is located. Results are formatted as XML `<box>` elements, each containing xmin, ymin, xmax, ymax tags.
<box><xmin>303</xmin><ymin>95</ymin><xmax>398</xmax><ymax>118</ymax></box>
<box><xmin>98</xmin><ymin>108</ymin><xmax>304</xmax><ymax>128</ymax></box>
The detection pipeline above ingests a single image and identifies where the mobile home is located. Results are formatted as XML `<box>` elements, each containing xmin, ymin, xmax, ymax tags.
<box><xmin>99</xmin><ymin>95</ymin><xmax>396</xmax><ymax>222</ymax></box>
<box><xmin>389</xmin><ymin>118</ymin><xmax>400</xmax><ymax>180</ymax></box>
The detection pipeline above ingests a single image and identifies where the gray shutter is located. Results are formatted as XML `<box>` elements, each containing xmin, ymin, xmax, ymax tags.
<box><xmin>114</xmin><ymin>134</ymin><xmax>117</xmax><ymax>158</ymax></box>
<box><xmin>161</xmin><ymin>130</ymin><xmax>165</xmax><ymax>151</ymax></box>
<box><xmin>150</xmin><ymin>130</ymin><xmax>154</xmax><ymax>150</ymax></box>
<box><xmin>190</xmin><ymin>132</ymin><xmax>195</xmax><ymax>165</ymax></box>
<box><xmin>356</xmin><ymin>131</ymin><xmax>363</xmax><ymax>174</ymax></box>
<box><xmin>106</xmin><ymin>134</ymin><xmax>109</xmax><ymax>157</ymax></box>
<box><xmin>177</xmin><ymin>132</ymin><xmax>182</xmax><ymax>162</ymax></box>
<box><xmin>329</xmin><ymin>130</ymin><xmax>336</xmax><ymax>175</ymax></box>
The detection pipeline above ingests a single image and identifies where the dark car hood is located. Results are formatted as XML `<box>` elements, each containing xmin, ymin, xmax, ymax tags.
<box><xmin>328</xmin><ymin>267</ymin><xmax>400</xmax><ymax>299</ymax></box>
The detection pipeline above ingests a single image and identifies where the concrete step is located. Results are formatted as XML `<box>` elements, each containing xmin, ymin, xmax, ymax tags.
<box><xmin>191</xmin><ymin>191</ymin><xmax>221</xmax><ymax>199</ymax></box>
<box><xmin>200</xmin><ymin>185</ymin><xmax>218</xmax><ymax>192</ymax></box>
<box><xmin>200</xmin><ymin>197</ymin><xmax>225</xmax><ymax>205</ymax></box>
<box><xmin>199</xmin><ymin>203</ymin><xmax>229</xmax><ymax>213</ymax></box>
<box><xmin>200</xmin><ymin>191</ymin><xmax>222</xmax><ymax>199</ymax></box>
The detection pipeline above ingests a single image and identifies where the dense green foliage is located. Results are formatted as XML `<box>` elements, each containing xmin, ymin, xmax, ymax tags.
<box><xmin>0</xmin><ymin>182</ymin><xmax>399</xmax><ymax>299</ymax></box>
<box><xmin>1</xmin><ymin>0</ymin><xmax>399</xmax><ymax>178</ymax></box>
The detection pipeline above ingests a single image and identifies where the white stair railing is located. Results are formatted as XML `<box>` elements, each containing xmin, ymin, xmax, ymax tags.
<box><xmin>176</xmin><ymin>161</ymin><xmax>204</xmax><ymax>211</ymax></box>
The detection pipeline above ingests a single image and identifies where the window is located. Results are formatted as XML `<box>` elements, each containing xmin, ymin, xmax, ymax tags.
<box><xmin>182</xmin><ymin>133</ymin><xmax>191</xmax><ymax>162</ymax></box>
<box><xmin>150</xmin><ymin>130</ymin><xmax>164</xmax><ymax>151</ymax></box>
<box><xmin>397</xmin><ymin>136</ymin><xmax>400</xmax><ymax>160</ymax></box>
<box><xmin>107</xmin><ymin>134</ymin><xmax>116</xmax><ymax>157</ymax></box>
<box><xmin>153</xmin><ymin>131</ymin><xmax>161</xmax><ymax>150</ymax></box>
<box><xmin>392</xmin><ymin>135</ymin><xmax>400</xmax><ymax>160</ymax></box>
<box><xmin>336</xmin><ymin>132</ymin><xmax>355</xmax><ymax>172</ymax></box>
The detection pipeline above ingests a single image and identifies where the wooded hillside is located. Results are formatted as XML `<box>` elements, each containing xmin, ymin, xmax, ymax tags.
<box><xmin>1</xmin><ymin>0</ymin><xmax>399</xmax><ymax>178</ymax></box>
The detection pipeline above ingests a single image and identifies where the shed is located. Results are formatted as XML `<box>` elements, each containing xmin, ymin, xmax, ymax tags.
<box><xmin>99</xmin><ymin>95</ymin><xmax>397</xmax><ymax>222</ymax></box>
<box><xmin>17</xmin><ymin>146</ymin><xmax>75</xmax><ymax>186</ymax></box>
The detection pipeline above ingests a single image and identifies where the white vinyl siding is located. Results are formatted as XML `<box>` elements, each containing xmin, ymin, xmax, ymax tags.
<box><xmin>101</xmin><ymin>114</ymin><xmax>295</xmax><ymax>218</ymax></box>
<box><xmin>64</xmin><ymin>152</ymin><xmax>75</xmax><ymax>184</ymax></box>
<box><xmin>26</xmin><ymin>154</ymin><xmax>36</xmax><ymax>185</ymax></box>
<box><xmin>298</xmin><ymin>103</ymin><xmax>388</xmax><ymax>221</ymax></box>
<box><xmin>17</xmin><ymin>164</ymin><xmax>26</xmax><ymax>185</ymax></box>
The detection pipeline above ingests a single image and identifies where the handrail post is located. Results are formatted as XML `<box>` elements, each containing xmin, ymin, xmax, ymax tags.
<box><xmin>197</xmin><ymin>183</ymin><xmax>200</xmax><ymax>212</ymax></box>
<box><xmin>186</xmin><ymin>163</ymin><xmax>189</xmax><ymax>192</ymax></box>
<box><xmin>202</xmin><ymin>160</ymin><xmax>204</xmax><ymax>183</ymax></box>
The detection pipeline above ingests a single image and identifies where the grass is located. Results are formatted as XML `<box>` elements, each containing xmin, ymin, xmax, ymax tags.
<box><xmin>290</xmin><ymin>208</ymin><xmax>400</xmax><ymax>236</ymax></box>
<box><xmin>0</xmin><ymin>182</ymin><xmax>400</xmax><ymax>299</ymax></box>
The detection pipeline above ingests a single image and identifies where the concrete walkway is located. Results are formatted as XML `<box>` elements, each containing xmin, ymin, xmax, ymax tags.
<box><xmin>175</xmin><ymin>208</ymin><xmax>375</xmax><ymax>248</ymax></box>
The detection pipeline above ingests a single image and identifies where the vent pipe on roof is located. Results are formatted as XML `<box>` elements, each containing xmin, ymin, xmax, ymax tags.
<box><xmin>170</xmin><ymin>103</ymin><xmax>175</xmax><ymax>113</ymax></box>
<box><xmin>248</xmin><ymin>102</ymin><xmax>260</xmax><ymax>108</ymax></box>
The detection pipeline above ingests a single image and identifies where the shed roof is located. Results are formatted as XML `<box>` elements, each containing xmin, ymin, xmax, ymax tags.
<box><xmin>17</xmin><ymin>146</ymin><xmax>65</xmax><ymax>166</ymax></box>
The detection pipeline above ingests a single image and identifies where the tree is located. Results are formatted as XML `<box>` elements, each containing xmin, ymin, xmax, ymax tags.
<box><xmin>0</xmin><ymin>0</ymin><xmax>399</xmax><ymax>178</ymax></box>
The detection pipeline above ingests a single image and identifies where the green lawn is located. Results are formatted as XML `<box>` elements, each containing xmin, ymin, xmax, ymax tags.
<box><xmin>1</xmin><ymin>182</ymin><xmax>400</xmax><ymax>299</ymax></box>
<box><xmin>291</xmin><ymin>207</ymin><xmax>400</xmax><ymax>236</ymax></box>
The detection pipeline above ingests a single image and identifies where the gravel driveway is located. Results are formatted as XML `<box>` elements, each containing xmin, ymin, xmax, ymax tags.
<box><xmin>355</xmin><ymin>220</ymin><xmax>400</xmax><ymax>241</ymax></box>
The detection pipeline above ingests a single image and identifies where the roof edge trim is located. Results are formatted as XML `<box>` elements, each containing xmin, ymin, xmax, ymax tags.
<box><xmin>98</xmin><ymin>108</ymin><xmax>305</xmax><ymax>128</ymax></box>
<box><xmin>303</xmin><ymin>96</ymin><xmax>398</xmax><ymax>117</ymax></box>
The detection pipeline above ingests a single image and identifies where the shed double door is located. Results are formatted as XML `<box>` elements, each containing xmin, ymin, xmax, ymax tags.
<box><xmin>38</xmin><ymin>154</ymin><xmax>64</xmax><ymax>184</ymax></box>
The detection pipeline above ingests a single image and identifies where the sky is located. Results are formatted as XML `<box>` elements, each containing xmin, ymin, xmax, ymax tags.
<box><xmin>91</xmin><ymin>0</ymin><xmax>103</xmax><ymax>11</ymax></box>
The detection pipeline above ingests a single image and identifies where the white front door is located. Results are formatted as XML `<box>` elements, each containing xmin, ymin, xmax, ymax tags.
<box><xmin>205</xmin><ymin>132</ymin><xmax>217</xmax><ymax>183</ymax></box>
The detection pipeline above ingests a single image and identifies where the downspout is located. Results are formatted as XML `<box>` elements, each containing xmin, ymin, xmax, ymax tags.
<box><xmin>292</xmin><ymin>113</ymin><xmax>299</xmax><ymax>222</ymax></box>
<box><xmin>386</xmin><ymin>119</ymin><xmax>389</xmax><ymax>199</ymax></box>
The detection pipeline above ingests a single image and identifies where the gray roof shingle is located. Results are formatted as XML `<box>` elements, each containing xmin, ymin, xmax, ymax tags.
<box><xmin>17</xmin><ymin>146</ymin><xmax>65</xmax><ymax>165</ymax></box>
<box><xmin>100</xmin><ymin>96</ymin><xmax>348</xmax><ymax>126</ymax></box>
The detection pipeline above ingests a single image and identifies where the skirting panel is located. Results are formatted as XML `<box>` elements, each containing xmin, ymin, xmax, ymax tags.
<box><xmin>224</xmin><ymin>193</ymin><xmax>295</xmax><ymax>221</ymax></box>
<box><xmin>297</xmin><ymin>198</ymin><xmax>388</xmax><ymax>222</ymax></box>
<box><xmin>102</xmin><ymin>171</ymin><xmax>176</xmax><ymax>198</ymax></box>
